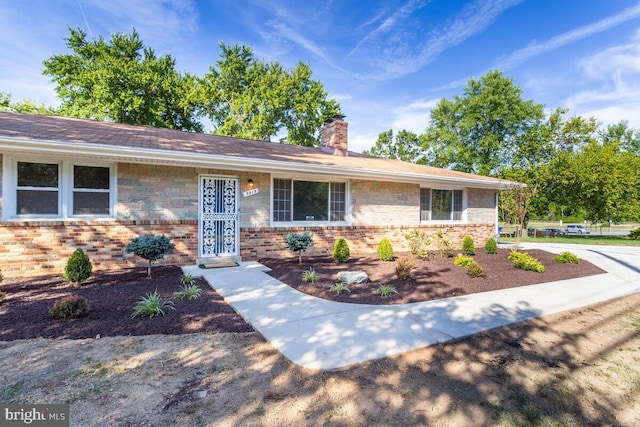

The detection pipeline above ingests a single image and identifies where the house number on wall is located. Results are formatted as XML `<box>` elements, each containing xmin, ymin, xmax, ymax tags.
<box><xmin>242</xmin><ymin>188</ymin><xmax>260</xmax><ymax>197</ymax></box>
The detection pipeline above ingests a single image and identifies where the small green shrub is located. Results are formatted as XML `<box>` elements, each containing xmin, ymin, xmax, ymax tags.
<box><xmin>302</xmin><ymin>269</ymin><xmax>319</xmax><ymax>283</ymax></box>
<box><xmin>180</xmin><ymin>273</ymin><xmax>195</xmax><ymax>286</ymax></box>
<box><xmin>485</xmin><ymin>237</ymin><xmax>498</xmax><ymax>254</ymax></box>
<box><xmin>49</xmin><ymin>295</ymin><xmax>90</xmax><ymax>319</ymax></box>
<box><xmin>377</xmin><ymin>284</ymin><xmax>398</xmax><ymax>297</ymax></box>
<box><xmin>132</xmin><ymin>290</ymin><xmax>175</xmax><ymax>318</ymax></box>
<box><xmin>466</xmin><ymin>263</ymin><xmax>486</xmax><ymax>278</ymax></box>
<box><xmin>333</xmin><ymin>238</ymin><xmax>350</xmax><ymax>263</ymax></box>
<box><xmin>404</xmin><ymin>229</ymin><xmax>430</xmax><ymax>259</ymax></box>
<box><xmin>0</xmin><ymin>291</ymin><xmax>5</xmax><ymax>304</ymax></box>
<box><xmin>328</xmin><ymin>282</ymin><xmax>350</xmax><ymax>295</ymax></box>
<box><xmin>553</xmin><ymin>251</ymin><xmax>580</xmax><ymax>264</ymax></box>
<box><xmin>63</xmin><ymin>248</ymin><xmax>92</xmax><ymax>286</ymax></box>
<box><xmin>173</xmin><ymin>284</ymin><xmax>202</xmax><ymax>300</ymax></box>
<box><xmin>435</xmin><ymin>230</ymin><xmax>453</xmax><ymax>258</ymax></box>
<box><xmin>509</xmin><ymin>251</ymin><xmax>545</xmax><ymax>273</ymax></box>
<box><xmin>377</xmin><ymin>238</ymin><xmax>394</xmax><ymax>261</ymax></box>
<box><xmin>125</xmin><ymin>234</ymin><xmax>175</xmax><ymax>278</ymax></box>
<box><xmin>454</xmin><ymin>254</ymin><xmax>476</xmax><ymax>268</ymax></box>
<box><xmin>629</xmin><ymin>228</ymin><xmax>640</xmax><ymax>240</ymax></box>
<box><xmin>395</xmin><ymin>257</ymin><xmax>415</xmax><ymax>281</ymax></box>
<box><xmin>462</xmin><ymin>236</ymin><xmax>475</xmax><ymax>255</ymax></box>
<box><xmin>285</xmin><ymin>232</ymin><xmax>314</xmax><ymax>263</ymax></box>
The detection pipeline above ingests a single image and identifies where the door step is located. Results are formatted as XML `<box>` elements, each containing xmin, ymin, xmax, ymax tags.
<box><xmin>197</xmin><ymin>256</ymin><xmax>242</xmax><ymax>269</ymax></box>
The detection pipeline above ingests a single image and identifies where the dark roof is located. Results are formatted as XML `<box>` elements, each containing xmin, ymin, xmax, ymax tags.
<box><xmin>0</xmin><ymin>111</ymin><xmax>511</xmax><ymax>186</ymax></box>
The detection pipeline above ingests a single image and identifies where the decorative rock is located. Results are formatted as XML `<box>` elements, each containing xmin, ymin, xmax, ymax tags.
<box><xmin>336</xmin><ymin>270</ymin><xmax>369</xmax><ymax>284</ymax></box>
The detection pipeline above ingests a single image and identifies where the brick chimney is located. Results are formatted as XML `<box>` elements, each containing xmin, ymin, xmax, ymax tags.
<box><xmin>320</xmin><ymin>115</ymin><xmax>348</xmax><ymax>156</ymax></box>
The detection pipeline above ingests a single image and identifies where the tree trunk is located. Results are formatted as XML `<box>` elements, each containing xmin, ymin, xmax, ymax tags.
<box><xmin>147</xmin><ymin>260</ymin><xmax>152</xmax><ymax>278</ymax></box>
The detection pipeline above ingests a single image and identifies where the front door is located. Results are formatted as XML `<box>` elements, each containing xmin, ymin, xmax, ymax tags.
<box><xmin>199</xmin><ymin>176</ymin><xmax>239</xmax><ymax>258</ymax></box>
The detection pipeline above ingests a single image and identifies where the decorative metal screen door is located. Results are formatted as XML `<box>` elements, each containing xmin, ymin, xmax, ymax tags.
<box><xmin>199</xmin><ymin>176</ymin><xmax>239</xmax><ymax>257</ymax></box>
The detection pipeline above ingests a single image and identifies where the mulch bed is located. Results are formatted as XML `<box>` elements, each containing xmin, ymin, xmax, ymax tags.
<box><xmin>0</xmin><ymin>266</ymin><xmax>253</xmax><ymax>342</ymax></box>
<box><xmin>259</xmin><ymin>249</ymin><xmax>607</xmax><ymax>305</ymax></box>
<box><xmin>0</xmin><ymin>249</ymin><xmax>607</xmax><ymax>341</ymax></box>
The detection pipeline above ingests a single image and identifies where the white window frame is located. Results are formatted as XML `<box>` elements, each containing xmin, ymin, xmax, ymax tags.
<box><xmin>2</xmin><ymin>155</ymin><xmax>117</xmax><ymax>221</ymax></box>
<box><xmin>270</xmin><ymin>175</ymin><xmax>350</xmax><ymax>227</ymax></box>
<box><xmin>420</xmin><ymin>187</ymin><xmax>467</xmax><ymax>223</ymax></box>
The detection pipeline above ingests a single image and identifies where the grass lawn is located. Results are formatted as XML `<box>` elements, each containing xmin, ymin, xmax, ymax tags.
<box><xmin>502</xmin><ymin>235</ymin><xmax>640</xmax><ymax>246</ymax></box>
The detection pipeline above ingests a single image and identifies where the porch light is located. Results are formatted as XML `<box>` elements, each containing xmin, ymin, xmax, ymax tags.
<box><xmin>247</xmin><ymin>179</ymin><xmax>254</xmax><ymax>188</ymax></box>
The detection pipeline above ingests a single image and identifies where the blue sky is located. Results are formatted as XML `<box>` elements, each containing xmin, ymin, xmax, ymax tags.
<box><xmin>2</xmin><ymin>1</ymin><xmax>640</xmax><ymax>152</ymax></box>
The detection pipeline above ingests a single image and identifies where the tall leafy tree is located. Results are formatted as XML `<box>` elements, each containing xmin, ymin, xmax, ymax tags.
<box><xmin>421</xmin><ymin>70</ymin><xmax>546</xmax><ymax>176</ymax></box>
<box><xmin>0</xmin><ymin>91</ymin><xmax>55</xmax><ymax>115</ymax></box>
<box><xmin>364</xmin><ymin>129</ymin><xmax>422</xmax><ymax>161</ymax></box>
<box><xmin>199</xmin><ymin>43</ymin><xmax>340</xmax><ymax>146</ymax></box>
<box><xmin>43</xmin><ymin>27</ymin><xmax>202</xmax><ymax>131</ymax></box>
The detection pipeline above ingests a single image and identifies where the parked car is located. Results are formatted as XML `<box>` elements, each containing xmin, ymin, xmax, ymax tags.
<box><xmin>527</xmin><ymin>228</ymin><xmax>542</xmax><ymax>236</ymax></box>
<box><xmin>541</xmin><ymin>228</ymin><xmax>566</xmax><ymax>237</ymax></box>
<box><xmin>565</xmin><ymin>224</ymin><xmax>590</xmax><ymax>234</ymax></box>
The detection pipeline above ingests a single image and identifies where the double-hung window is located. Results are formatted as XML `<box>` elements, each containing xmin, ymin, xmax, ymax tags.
<box><xmin>273</xmin><ymin>178</ymin><xmax>346</xmax><ymax>223</ymax></box>
<box><xmin>4</xmin><ymin>157</ymin><xmax>116</xmax><ymax>220</ymax></box>
<box><xmin>420</xmin><ymin>188</ymin><xmax>463</xmax><ymax>221</ymax></box>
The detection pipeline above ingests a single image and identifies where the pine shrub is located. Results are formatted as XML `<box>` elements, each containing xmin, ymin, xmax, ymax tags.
<box><xmin>377</xmin><ymin>238</ymin><xmax>394</xmax><ymax>261</ymax></box>
<box><xmin>125</xmin><ymin>234</ymin><xmax>175</xmax><ymax>278</ymax></box>
<box><xmin>49</xmin><ymin>295</ymin><xmax>90</xmax><ymax>319</ymax></box>
<box><xmin>63</xmin><ymin>248</ymin><xmax>92</xmax><ymax>286</ymax></box>
<box><xmin>333</xmin><ymin>238</ymin><xmax>350</xmax><ymax>263</ymax></box>
<box><xmin>485</xmin><ymin>237</ymin><xmax>498</xmax><ymax>254</ymax></box>
<box><xmin>462</xmin><ymin>236</ymin><xmax>475</xmax><ymax>255</ymax></box>
<box><xmin>285</xmin><ymin>232</ymin><xmax>314</xmax><ymax>263</ymax></box>
<box><xmin>395</xmin><ymin>257</ymin><xmax>416</xmax><ymax>281</ymax></box>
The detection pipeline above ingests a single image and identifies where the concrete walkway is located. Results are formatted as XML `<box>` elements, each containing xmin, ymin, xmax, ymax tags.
<box><xmin>184</xmin><ymin>243</ymin><xmax>640</xmax><ymax>370</ymax></box>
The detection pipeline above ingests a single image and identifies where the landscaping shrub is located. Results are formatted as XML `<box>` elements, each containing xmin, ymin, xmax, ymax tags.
<box><xmin>302</xmin><ymin>269</ymin><xmax>319</xmax><ymax>283</ymax></box>
<box><xmin>553</xmin><ymin>251</ymin><xmax>580</xmax><ymax>264</ymax></box>
<box><xmin>0</xmin><ymin>291</ymin><xmax>5</xmax><ymax>304</ymax></box>
<box><xmin>466</xmin><ymin>263</ymin><xmax>486</xmax><ymax>278</ymax></box>
<box><xmin>462</xmin><ymin>236</ymin><xmax>475</xmax><ymax>255</ymax></box>
<box><xmin>285</xmin><ymin>232</ymin><xmax>314</xmax><ymax>263</ymax></box>
<box><xmin>63</xmin><ymin>248</ymin><xmax>92</xmax><ymax>286</ymax></box>
<box><xmin>404</xmin><ymin>229</ymin><xmax>430</xmax><ymax>259</ymax></box>
<box><xmin>49</xmin><ymin>295</ymin><xmax>90</xmax><ymax>319</ymax></box>
<box><xmin>173</xmin><ymin>283</ymin><xmax>202</xmax><ymax>300</ymax></box>
<box><xmin>435</xmin><ymin>230</ymin><xmax>452</xmax><ymax>258</ymax></box>
<box><xmin>395</xmin><ymin>257</ymin><xmax>416</xmax><ymax>281</ymax></box>
<box><xmin>509</xmin><ymin>251</ymin><xmax>545</xmax><ymax>273</ymax></box>
<box><xmin>377</xmin><ymin>238</ymin><xmax>394</xmax><ymax>261</ymax></box>
<box><xmin>180</xmin><ymin>273</ymin><xmax>195</xmax><ymax>286</ymax></box>
<box><xmin>485</xmin><ymin>237</ymin><xmax>498</xmax><ymax>254</ymax></box>
<box><xmin>132</xmin><ymin>290</ymin><xmax>175</xmax><ymax>318</ymax></box>
<box><xmin>328</xmin><ymin>282</ymin><xmax>350</xmax><ymax>295</ymax></box>
<box><xmin>454</xmin><ymin>254</ymin><xmax>476</xmax><ymax>268</ymax></box>
<box><xmin>333</xmin><ymin>238</ymin><xmax>350</xmax><ymax>263</ymax></box>
<box><xmin>629</xmin><ymin>228</ymin><xmax>640</xmax><ymax>240</ymax></box>
<box><xmin>125</xmin><ymin>234</ymin><xmax>175</xmax><ymax>278</ymax></box>
<box><xmin>377</xmin><ymin>284</ymin><xmax>398</xmax><ymax>297</ymax></box>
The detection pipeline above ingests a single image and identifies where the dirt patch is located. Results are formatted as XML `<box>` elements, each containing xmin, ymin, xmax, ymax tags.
<box><xmin>0</xmin><ymin>265</ymin><xmax>253</xmax><ymax>341</ymax></box>
<box><xmin>260</xmin><ymin>249</ymin><xmax>606</xmax><ymax>305</ymax></box>
<box><xmin>1</xmin><ymin>294</ymin><xmax>639</xmax><ymax>426</ymax></box>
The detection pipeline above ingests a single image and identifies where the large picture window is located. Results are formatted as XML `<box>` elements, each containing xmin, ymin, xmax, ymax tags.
<box><xmin>4</xmin><ymin>157</ymin><xmax>115</xmax><ymax>220</ymax></box>
<box><xmin>273</xmin><ymin>178</ymin><xmax>346</xmax><ymax>223</ymax></box>
<box><xmin>420</xmin><ymin>188</ymin><xmax>463</xmax><ymax>221</ymax></box>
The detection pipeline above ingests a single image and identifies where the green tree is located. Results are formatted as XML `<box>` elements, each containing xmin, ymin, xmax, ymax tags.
<box><xmin>43</xmin><ymin>27</ymin><xmax>202</xmax><ymax>131</ymax></box>
<box><xmin>364</xmin><ymin>129</ymin><xmax>423</xmax><ymax>162</ymax></box>
<box><xmin>0</xmin><ymin>91</ymin><xmax>55</xmax><ymax>114</ymax></box>
<box><xmin>199</xmin><ymin>43</ymin><xmax>340</xmax><ymax>146</ymax></box>
<box><xmin>421</xmin><ymin>70</ymin><xmax>546</xmax><ymax>176</ymax></box>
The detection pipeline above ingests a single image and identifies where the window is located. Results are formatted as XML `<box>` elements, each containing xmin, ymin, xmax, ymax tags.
<box><xmin>273</xmin><ymin>178</ymin><xmax>346</xmax><ymax>223</ymax></box>
<box><xmin>420</xmin><ymin>188</ymin><xmax>463</xmax><ymax>221</ymax></box>
<box><xmin>4</xmin><ymin>157</ymin><xmax>115</xmax><ymax>220</ymax></box>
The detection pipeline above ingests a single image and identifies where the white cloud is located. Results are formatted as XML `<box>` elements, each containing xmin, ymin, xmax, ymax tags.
<box><xmin>390</xmin><ymin>98</ymin><xmax>438</xmax><ymax>133</ymax></box>
<box><xmin>564</xmin><ymin>35</ymin><xmax>640</xmax><ymax>127</ymax></box>
<box><xmin>347</xmin><ymin>130</ymin><xmax>379</xmax><ymax>153</ymax></box>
